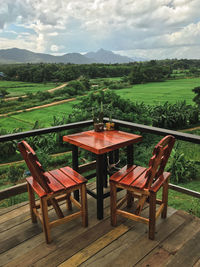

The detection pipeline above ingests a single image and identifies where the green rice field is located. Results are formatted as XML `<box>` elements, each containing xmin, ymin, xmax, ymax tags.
<box><xmin>115</xmin><ymin>77</ymin><xmax>200</xmax><ymax>105</ymax></box>
<box><xmin>1</xmin><ymin>77</ymin><xmax>200</xmax><ymax>132</ymax></box>
<box><xmin>0</xmin><ymin>81</ymin><xmax>59</xmax><ymax>97</ymax></box>
<box><xmin>0</xmin><ymin>100</ymin><xmax>78</xmax><ymax>131</ymax></box>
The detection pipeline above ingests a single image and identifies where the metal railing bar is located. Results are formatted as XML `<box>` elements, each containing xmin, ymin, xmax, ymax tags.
<box><xmin>104</xmin><ymin>118</ymin><xmax>200</xmax><ymax>144</ymax></box>
<box><xmin>0</xmin><ymin>120</ymin><xmax>93</xmax><ymax>142</ymax></box>
<box><xmin>169</xmin><ymin>183</ymin><xmax>200</xmax><ymax>199</ymax></box>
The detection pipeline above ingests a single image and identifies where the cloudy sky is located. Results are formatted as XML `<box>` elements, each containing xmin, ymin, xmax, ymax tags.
<box><xmin>0</xmin><ymin>0</ymin><xmax>200</xmax><ymax>60</ymax></box>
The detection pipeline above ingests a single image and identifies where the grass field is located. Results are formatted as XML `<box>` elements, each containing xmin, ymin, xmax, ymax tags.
<box><xmin>114</xmin><ymin>77</ymin><xmax>200</xmax><ymax>105</ymax></box>
<box><xmin>1</xmin><ymin>77</ymin><xmax>200</xmax><ymax>131</ymax></box>
<box><xmin>0</xmin><ymin>81</ymin><xmax>59</xmax><ymax>97</ymax></box>
<box><xmin>0</xmin><ymin>100</ymin><xmax>78</xmax><ymax>131</ymax></box>
<box><xmin>167</xmin><ymin>181</ymin><xmax>200</xmax><ymax>217</ymax></box>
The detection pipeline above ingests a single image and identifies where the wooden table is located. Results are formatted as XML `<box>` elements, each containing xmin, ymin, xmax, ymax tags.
<box><xmin>63</xmin><ymin>130</ymin><xmax>142</xmax><ymax>219</ymax></box>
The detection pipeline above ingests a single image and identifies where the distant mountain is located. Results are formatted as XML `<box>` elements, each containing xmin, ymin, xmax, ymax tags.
<box><xmin>0</xmin><ymin>48</ymin><xmax>94</xmax><ymax>64</ymax></box>
<box><xmin>0</xmin><ymin>47</ymin><xmax>145</xmax><ymax>64</ymax></box>
<box><xmin>85</xmin><ymin>48</ymin><xmax>134</xmax><ymax>63</ymax></box>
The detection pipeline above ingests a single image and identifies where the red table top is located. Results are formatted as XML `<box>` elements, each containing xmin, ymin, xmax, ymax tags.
<box><xmin>63</xmin><ymin>130</ymin><xmax>142</xmax><ymax>154</ymax></box>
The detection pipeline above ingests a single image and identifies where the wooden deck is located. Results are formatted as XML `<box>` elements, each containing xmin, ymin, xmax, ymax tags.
<box><xmin>1</xmin><ymin>183</ymin><xmax>200</xmax><ymax>267</ymax></box>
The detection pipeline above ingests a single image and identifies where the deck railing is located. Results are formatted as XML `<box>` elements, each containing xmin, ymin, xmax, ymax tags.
<box><xmin>0</xmin><ymin>118</ymin><xmax>200</xmax><ymax>201</ymax></box>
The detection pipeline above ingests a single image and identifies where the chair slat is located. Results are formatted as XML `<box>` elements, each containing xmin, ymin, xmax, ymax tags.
<box><xmin>110</xmin><ymin>165</ymin><xmax>136</xmax><ymax>182</ymax></box>
<box><xmin>60</xmin><ymin>166</ymin><xmax>87</xmax><ymax>183</ymax></box>
<box><xmin>44</xmin><ymin>171</ymin><xmax>65</xmax><ymax>192</ymax></box>
<box><xmin>50</xmin><ymin>169</ymin><xmax>78</xmax><ymax>188</ymax></box>
<box><xmin>120</xmin><ymin>166</ymin><xmax>146</xmax><ymax>186</ymax></box>
<box><xmin>130</xmin><ymin>171</ymin><xmax>147</xmax><ymax>189</ymax></box>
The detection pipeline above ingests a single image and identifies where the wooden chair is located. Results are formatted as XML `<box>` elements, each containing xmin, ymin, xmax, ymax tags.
<box><xmin>110</xmin><ymin>135</ymin><xmax>175</xmax><ymax>240</ymax></box>
<box><xmin>18</xmin><ymin>140</ymin><xmax>88</xmax><ymax>243</ymax></box>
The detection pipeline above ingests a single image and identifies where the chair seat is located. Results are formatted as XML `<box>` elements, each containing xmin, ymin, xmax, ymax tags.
<box><xmin>110</xmin><ymin>165</ymin><xmax>170</xmax><ymax>192</ymax></box>
<box><xmin>26</xmin><ymin>166</ymin><xmax>87</xmax><ymax>198</ymax></box>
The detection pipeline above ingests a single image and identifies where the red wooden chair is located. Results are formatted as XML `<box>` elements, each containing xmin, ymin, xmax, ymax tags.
<box><xmin>18</xmin><ymin>140</ymin><xmax>88</xmax><ymax>243</ymax></box>
<box><xmin>110</xmin><ymin>135</ymin><xmax>175</xmax><ymax>239</ymax></box>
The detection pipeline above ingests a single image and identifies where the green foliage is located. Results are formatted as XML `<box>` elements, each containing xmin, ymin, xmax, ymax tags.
<box><xmin>151</xmin><ymin>101</ymin><xmax>199</xmax><ymax>129</ymax></box>
<box><xmin>36</xmin><ymin>90</ymin><xmax>51</xmax><ymax>101</ymax></box>
<box><xmin>67</xmin><ymin>80</ymin><xmax>86</xmax><ymax>92</ymax></box>
<box><xmin>34</xmin><ymin>148</ymin><xmax>51</xmax><ymax>169</ymax></box>
<box><xmin>0</xmin><ymin>192</ymin><xmax>28</xmax><ymax>208</ymax></box>
<box><xmin>0</xmin><ymin>88</ymin><xmax>9</xmax><ymax>97</ymax></box>
<box><xmin>128</xmin><ymin>61</ymin><xmax>171</xmax><ymax>84</ymax></box>
<box><xmin>0</xmin><ymin>129</ymin><xmax>18</xmax><ymax>160</ymax></box>
<box><xmin>1</xmin><ymin>63</ymin><xmax>131</xmax><ymax>82</ymax></box>
<box><xmin>189</xmin><ymin>199</ymin><xmax>200</xmax><ymax>217</ymax></box>
<box><xmin>7</xmin><ymin>165</ymin><xmax>25</xmax><ymax>184</ymax></box>
<box><xmin>0</xmin><ymin>140</ymin><xmax>17</xmax><ymax>158</ymax></box>
<box><xmin>73</xmin><ymin>90</ymin><xmax>151</xmax><ymax>126</ymax></box>
<box><xmin>17</xmin><ymin>96</ymin><xmax>24</xmax><ymax>102</ymax></box>
<box><xmin>192</xmin><ymin>86</ymin><xmax>200</xmax><ymax>107</ymax></box>
<box><xmin>82</xmin><ymin>78</ymin><xmax>91</xmax><ymax>90</ymax></box>
<box><xmin>92</xmin><ymin>101</ymin><xmax>104</xmax><ymax>124</ymax></box>
<box><xmin>167</xmin><ymin>146</ymin><xmax>198</xmax><ymax>183</ymax></box>
<box><xmin>26</xmin><ymin>92</ymin><xmax>34</xmax><ymax>98</ymax></box>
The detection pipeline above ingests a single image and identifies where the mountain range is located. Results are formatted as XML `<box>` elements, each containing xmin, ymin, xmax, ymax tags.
<box><xmin>0</xmin><ymin>48</ymin><xmax>145</xmax><ymax>64</ymax></box>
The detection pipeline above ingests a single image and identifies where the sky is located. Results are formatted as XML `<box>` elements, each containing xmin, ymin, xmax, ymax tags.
<box><xmin>0</xmin><ymin>0</ymin><xmax>200</xmax><ymax>60</ymax></box>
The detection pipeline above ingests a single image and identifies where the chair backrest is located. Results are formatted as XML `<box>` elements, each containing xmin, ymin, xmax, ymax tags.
<box><xmin>18</xmin><ymin>140</ymin><xmax>51</xmax><ymax>193</ymax></box>
<box><xmin>145</xmin><ymin>135</ymin><xmax>175</xmax><ymax>189</ymax></box>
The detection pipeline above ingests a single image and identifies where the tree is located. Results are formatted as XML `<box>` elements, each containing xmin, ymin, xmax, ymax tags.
<box><xmin>0</xmin><ymin>89</ymin><xmax>9</xmax><ymax>97</ymax></box>
<box><xmin>192</xmin><ymin>86</ymin><xmax>200</xmax><ymax>107</ymax></box>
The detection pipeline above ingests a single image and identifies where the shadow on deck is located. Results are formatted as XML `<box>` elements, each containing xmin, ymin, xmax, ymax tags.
<box><xmin>1</xmin><ymin>183</ymin><xmax>200</xmax><ymax>267</ymax></box>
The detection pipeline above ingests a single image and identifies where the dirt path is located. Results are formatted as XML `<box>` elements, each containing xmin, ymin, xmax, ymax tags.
<box><xmin>1</xmin><ymin>85</ymin><xmax>104</xmax><ymax>118</ymax></box>
<box><xmin>4</xmin><ymin>83</ymin><xmax>67</xmax><ymax>101</ymax></box>
<box><xmin>0</xmin><ymin>96</ymin><xmax>76</xmax><ymax>117</ymax></box>
<box><xmin>47</xmin><ymin>83</ymin><xmax>67</xmax><ymax>92</ymax></box>
<box><xmin>181</xmin><ymin>126</ymin><xmax>200</xmax><ymax>132</ymax></box>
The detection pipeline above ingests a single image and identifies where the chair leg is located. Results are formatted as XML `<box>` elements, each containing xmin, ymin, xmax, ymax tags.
<box><xmin>149</xmin><ymin>192</ymin><xmax>156</xmax><ymax>240</ymax></box>
<box><xmin>110</xmin><ymin>182</ymin><xmax>117</xmax><ymax>226</ymax></box>
<box><xmin>40</xmin><ymin>197</ymin><xmax>51</xmax><ymax>244</ymax></box>
<box><xmin>66</xmin><ymin>193</ymin><xmax>72</xmax><ymax>211</ymax></box>
<box><xmin>161</xmin><ymin>178</ymin><xmax>169</xmax><ymax>219</ymax></box>
<box><xmin>80</xmin><ymin>184</ymin><xmax>88</xmax><ymax>227</ymax></box>
<box><xmin>27</xmin><ymin>183</ymin><xmax>37</xmax><ymax>223</ymax></box>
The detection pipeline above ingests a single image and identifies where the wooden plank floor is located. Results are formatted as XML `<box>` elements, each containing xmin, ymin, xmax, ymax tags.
<box><xmin>1</xmin><ymin>183</ymin><xmax>200</xmax><ymax>267</ymax></box>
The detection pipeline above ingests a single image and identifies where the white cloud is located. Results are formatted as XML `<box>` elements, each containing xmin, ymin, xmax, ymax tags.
<box><xmin>50</xmin><ymin>44</ymin><xmax>64</xmax><ymax>52</ymax></box>
<box><xmin>0</xmin><ymin>0</ymin><xmax>200</xmax><ymax>58</ymax></box>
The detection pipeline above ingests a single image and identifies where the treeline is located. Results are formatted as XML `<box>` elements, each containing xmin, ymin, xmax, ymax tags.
<box><xmin>0</xmin><ymin>63</ymin><xmax>131</xmax><ymax>82</ymax></box>
<box><xmin>1</xmin><ymin>58</ymin><xmax>200</xmax><ymax>84</ymax></box>
<box><xmin>128</xmin><ymin>61</ymin><xmax>171</xmax><ymax>84</ymax></box>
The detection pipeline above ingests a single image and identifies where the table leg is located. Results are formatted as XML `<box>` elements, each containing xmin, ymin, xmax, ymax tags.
<box><xmin>96</xmin><ymin>154</ymin><xmax>104</xmax><ymax>220</ymax></box>
<box><xmin>103</xmin><ymin>153</ymin><xmax>108</xmax><ymax>188</ymax></box>
<box><xmin>127</xmin><ymin>144</ymin><xmax>134</xmax><ymax>166</ymax></box>
<box><xmin>72</xmin><ymin>145</ymin><xmax>79</xmax><ymax>201</ymax></box>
